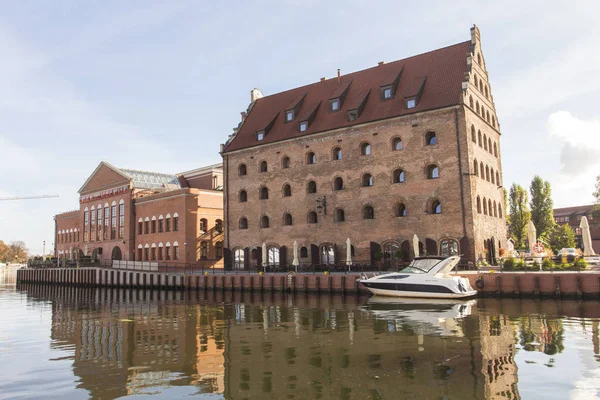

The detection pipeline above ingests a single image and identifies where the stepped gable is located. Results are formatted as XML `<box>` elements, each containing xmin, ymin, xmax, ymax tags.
<box><xmin>223</xmin><ymin>40</ymin><xmax>471</xmax><ymax>153</ymax></box>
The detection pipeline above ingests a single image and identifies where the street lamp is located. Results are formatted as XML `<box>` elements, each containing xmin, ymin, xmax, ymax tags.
<box><xmin>43</xmin><ymin>241</ymin><xmax>46</xmax><ymax>261</ymax></box>
<box><xmin>316</xmin><ymin>196</ymin><xmax>327</xmax><ymax>215</ymax></box>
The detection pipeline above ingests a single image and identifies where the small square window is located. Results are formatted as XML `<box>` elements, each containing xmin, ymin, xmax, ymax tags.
<box><xmin>331</xmin><ymin>99</ymin><xmax>340</xmax><ymax>111</ymax></box>
<box><xmin>299</xmin><ymin>121</ymin><xmax>308</xmax><ymax>132</ymax></box>
<box><xmin>257</xmin><ymin>131</ymin><xmax>264</xmax><ymax>141</ymax></box>
<box><xmin>407</xmin><ymin>99</ymin><xmax>416</xmax><ymax>109</ymax></box>
<box><xmin>383</xmin><ymin>87</ymin><xmax>392</xmax><ymax>99</ymax></box>
<box><xmin>286</xmin><ymin>110</ymin><xmax>294</xmax><ymax>122</ymax></box>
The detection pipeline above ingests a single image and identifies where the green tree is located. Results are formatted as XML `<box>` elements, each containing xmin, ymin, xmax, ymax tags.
<box><xmin>529</xmin><ymin>176</ymin><xmax>555</xmax><ymax>240</ymax></box>
<box><xmin>503</xmin><ymin>188</ymin><xmax>509</xmax><ymax>223</ymax></box>
<box><xmin>509</xmin><ymin>184</ymin><xmax>530</xmax><ymax>248</ymax></box>
<box><xmin>549</xmin><ymin>224</ymin><xmax>576</xmax><ymax>252</ymax></box>
<box><xmin>0</xmin><ymin>240</ymin><xmax>10</xmax><ymax>263</ymax></box>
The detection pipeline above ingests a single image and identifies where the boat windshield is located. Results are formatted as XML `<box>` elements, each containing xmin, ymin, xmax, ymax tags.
<box><xmin>400</xmin><ymin>258</ymin><xmax>443</xmax><ymax>274</ymax></box>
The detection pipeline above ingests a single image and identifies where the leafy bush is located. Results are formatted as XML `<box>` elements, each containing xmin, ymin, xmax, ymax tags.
<box><xmin>542</xmin><ymin>258</ymin><xmax>554</xmax><ymax>271</ymax></box>
<box><xmin>573</xmin><ymin>258</ymin><xmax>587</xmax><ymax>270</ymax></box>
<box><xmin>503</xmin><ymin>257</ymin><xmax>516</xmax><ymax>271</ymax></box>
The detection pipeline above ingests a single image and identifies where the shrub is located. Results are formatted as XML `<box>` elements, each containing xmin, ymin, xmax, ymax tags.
<box><xmin>531</xmin><ymin>260</ymin><xmax>540</xmax><ymax>271</ymax></box>
<box><xmin>503</xmin><ymin>257</ymin><xmax>516</xmax><ymax>271</ymax></box>
<box><xmin>542</xmin><ymin>258</ymin><xmax>554</xmax><ymax>271</ymax></box>
<box><xmin>573</xmin><ymin>258</ymin><xmax>587</xmax><ymax>270</ymax></box>
<box><xmin>515</xmin><ymin>259</ymin><xmax>526</xmax><ymax>270</ymax></box>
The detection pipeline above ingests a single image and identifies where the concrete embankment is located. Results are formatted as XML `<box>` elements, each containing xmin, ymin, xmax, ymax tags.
<box><xmin>15</xmin><ymin>268</ymin><xmax>600</xmax><ymax>299</ymax></box>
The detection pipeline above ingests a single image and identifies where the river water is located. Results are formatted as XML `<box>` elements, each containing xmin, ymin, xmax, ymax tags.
<box><xmin>1</xmin><ymin>269</ymin><xmax>600</xmax><ymax>400</ymax></box>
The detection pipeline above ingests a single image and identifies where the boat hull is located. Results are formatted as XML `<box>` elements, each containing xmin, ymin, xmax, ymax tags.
<box><xmin>363</xmin><ymin>285</ymin><xmax>477</xmax><ymax>299</ymax></box>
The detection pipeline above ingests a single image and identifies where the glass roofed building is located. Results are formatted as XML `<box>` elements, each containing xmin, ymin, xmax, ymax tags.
<box><xmin>54</xmin><ymin>161</ymin><xmax>224</xmax><ymax>268</ymax></box>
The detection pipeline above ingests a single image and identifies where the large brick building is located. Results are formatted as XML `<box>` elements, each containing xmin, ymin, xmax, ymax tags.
<box><xmin>221</xmin><ymin>25</ymin><xmax>506</xmax><ymax>268</ymax></box>
<box><xmin>54</xmin><ymin>162</ymin><xmax>224</xmax><ymax>268</ymax></box>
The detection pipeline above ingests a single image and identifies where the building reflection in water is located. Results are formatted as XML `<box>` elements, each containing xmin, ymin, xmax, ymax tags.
<box><xmin>14</xmin><ymin>284</ymin><xmax>600</xmax><ymax>399</ymax></box>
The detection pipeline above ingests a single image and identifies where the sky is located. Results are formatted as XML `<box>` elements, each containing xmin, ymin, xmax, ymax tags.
<box><xmin>0</xmin><ymin>1</ymin><xmax>599</xmax><ymax>256</ymax></box>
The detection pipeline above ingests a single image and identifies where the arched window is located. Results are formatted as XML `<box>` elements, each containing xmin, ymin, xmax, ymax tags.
<box><xmin>333</xmin><ymin>177</ymin><xmax>344</xmax><ymax>190</ymax></box>
<box><xmin>392</xmin><ymin>137</ymin><xmax>403</xmax><ymax>151</ymax></box>
<box><xmin>308</xmin><ymin>211</ymin><xmax>318</xmax><ymax>224</ymax></box>
<box><xmin>485</xmin><ymin>166</ymin><xmax>490</xmax><ymax>182</ymax></box>
<box><xmin>484</xmin><ymin>86</ymin><xmax>489</xmax><ymax>98</ymax></box>
<box><xmin>267</xmin><ymin>247</ymin><xmax>280</xmax><ymax>266</ymax></box>
<box><xmin>239</xmin><ymin>217</ymin><xmax>248</xmax><ymax>229</ymax></box>
<box><xmin>259</xmin><ymin>160</ymin><xmax>267</xmax><ymax>172</ymax></box>
<box><xmin>474</xmin><ymin>74</ymin><xmax>479</xmax><ymax>87</ymax></box>
<box><xmin>306</xmin><ymin>151</ymin><xmax>316</xmax><ymax>165</ymax></box>
<box><xmin>476</xmin><ymin>101</ymin><xmax>480</xmax><ymax>115</ymax></box>
<box><xmin>469</xmin><ymin>95</ymin><xmax>474</xmax><ymax>108</ymax></box>
<box><xmin>216</xmin><ymin>219</ymin><xmax>223</xmax><ymax>233</ymax></box>
<box><xmin>260</xmin><ymin>215</ymin><xmax>270</xmax><ymax>228</ymax></box>
<box><xmin>483</xmin><ymin>198</ymin><xmax>488</xmax><ymax>215</ymax></box>
<box><xmin>260</xmin><ymin>186</ymin><xmax>269</xmax><ymax>199</ymax></box>
<box><xmin>477</xmin><ymin>53</ymin><xmax>481</xmax><ymax>65</ymax></box>
<box><xmin>427</xmin><ymin>165</ymin><xmax>439</xmax><ymax>179</ymax></box>
<box><xmin>493</xmin><ymin>143</ymin><xmax>498</xmax><ymax>157</ymax></box>
<box><xmin>395</xmin><ymin>203</ymin><xmax>407</xmax><ymax>217</ymax></box>
<box><xmin>480</xmin><ymin>162</ymin><xmax>484</xmax><ymax>180</ymax></box>
<box><xmin>474</xmin><ymin>159</ymin><xmax>479</xmax><ymax>176</ymax></box>
<box><xmin>335</xmin><ymin>208</ymin><xmax>345</xmax><ymax>222</ymax></box>
<box><xmin>283</xmin><ymin>213</ymin><xmax>293</xmax><ymax>226</ymax></box>
<box><xmin>200</xmin><ymin>241</ymin><xmax>208</xmax><ymax>259</ymax></box>
<box><xmin>440</xmin><ymin>239</ymin><xmax>459</xmax><ymax>256</ymax></box>
<box><xmin>496</xmin><ymin>171</ymin><xmax>500</xmax><ymax>186</ymax></box>
<box><xmin>239</xmin><ymin>190</ymin><xmax>247</xmax><ymax>202</ymax></box>
<box><xmin>238</xmin><ymin>164</ymin><xmax>247</xmax><ymax>176</ymax></box>
<box><xmin>361</xmin><ymin>142</ymin><xmax>372</xmax><ymax>156</ymax></box>
<box><xmin>471</xmin><ymin>125</ymin><xmax>476</xmax><ymax>143</ymax></box>
<box><xmin>320</xmin><ymin>244</ymin><xmax>335</xmax><ymax>265</ymax></box>
<box><xmin>488</xmin><ymin>199</ymin><xmax>493</xmax><ymax>216</ymax></box>
<box><xmin>425</xmin><ymin>131</ymin><xmax>437</xmax><ymax>145</ymax></box>
<box><xmin>483</xmin><ymin>134</ymin><xmax>488</xmax><ymax>151</ymax></box>
<box><xmin>363</xmin><ymin>205</ymin><xmax>375</xmax><ymax>220</ymax></box>
<box><xmin>498</xmin><ymin>205</ymin><xmax>503</xmax><ymax>218</ymax></box>
<box><xmin>282</xmin><ymin>156</ymin><xmax>290</xmax><ymax>169</ymax></box>
<box><xmin>431</xmin><ymin>200</ymin><xmax>442</xmax><ymax>214</ymax></box>
<box><xmin>307</xmin><ymin>180</ymin><xmax>317</xmax><ymax>194</ymax></box>
<box><xmin>332</xmin><ymin>147</ymin><xmax>342</xmax><ymax>160</ymax></box>
<box><xmin>362</xmin><ymin>173</ymin><xmax>373</xmax><ymax>187</ymax></box>
<box><xmin>200</xmin><ymin>218</ymin><xmax>207</xmax><ymax>232</ymax></box>
<box><xmin>492</xmin><ymin>116</ymin><xmax>496</xmax><ymax>127</ymax></box>
<box><xmin>283</xmin><ymin>184</ymin><xmax>292</xmax><ymax>197</ymax></box>
<box><xmin>480</xmin><ymin>81</ymin><xmax>484</xmax><ymax>93</ymax></box>
<box><xmin>486</xmin><ymin>110</ymin><xmax>490</xmax><ymax>122</ymax></box>
<box><xmin>477</xmin><ymin>196</ymin><xmax>481</xmax><ymax>213</ymax></box>
<box><xmin>490</xmin><ymin>168</ymin><xmax>495</xmax><ymax>184</ymax></box>
<box><xmin>493</xmin><ymin>201</ymin><xmax>498</xmax><ymax>217</ymax></box>
<box><xmin>234</xmin><ymin>248</ymin><xmax>245</xmax><ymax>269</ymax></box>
<box><xmin>478</xmin><ymin>130</ymin><xmax>482</xmax><ymax>147</ymax></box>
<box><xmin>488</xmin><ymin>138</ymin><xmax>492</xmax><ymax>153</ymax></box>
<box><xmin>393</xmin><ymin>169</ymin><xmax>405</xmax><ymax>183</ymax></box>
<box><xmin>300</xmin><ymin>247</ymin><xmax>308</xmax><ymax>258</ymax></box>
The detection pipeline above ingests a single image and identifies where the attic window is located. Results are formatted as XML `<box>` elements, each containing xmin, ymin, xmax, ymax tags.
<box><xmin>299</xmin><ymin>121</ymin><xmax>308</xmax><ymax>132</ymax></box>
<box><xmin>257</xmin><ymin>131</ymin><xmax>265</xmax><ymax>141</ymax></box>
<box><xmin>348</xmin><ymin>110</ymin><xmax>359</xmax><ymax>122</ymax></box>
<box><xmin>382</xmin><ymin>86</ymin><xmax>393</xmax><ymax>100</ymax></box>
<box><xmin>331</xmin><ymin>98</ymin><xmax>340</xmax><ymax>111</ymax></box>
<box><xmin>406</xmin><ymin>99</ymin><xmax>416</xmax><ymax>109</ymax></box>
<box><xmin>285</xmin><ymin>110</ymin><xmax>294</xmax><ymax>122</ymax></box>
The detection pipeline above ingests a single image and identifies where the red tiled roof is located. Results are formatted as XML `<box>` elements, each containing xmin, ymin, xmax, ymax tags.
<box><xmin>223</xmin><ymin>40</ymin><xmax>472</xmax><ymax>153</ymax></box>
<box><xmin>553</xmin><ymin>205</ymin><xmax>594</xmax><ymax>217</ymax></box>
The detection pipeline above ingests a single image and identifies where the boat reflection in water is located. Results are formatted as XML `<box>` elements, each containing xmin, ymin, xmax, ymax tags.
<box><xmin>359</xmin><ymin>296</ymin><xmax>476</xmax><ymax>337</ymax></box>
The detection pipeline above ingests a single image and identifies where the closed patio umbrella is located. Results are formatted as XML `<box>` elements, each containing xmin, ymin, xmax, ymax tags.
<box><xmin>527</xmin><ymin>220</ymin><xmax>537</xmax><ymax>254</ymax></box>
<box><xmin>581</xmin><ymin>216</ymin><xmax>596</xmax><ymax>256</ymax></box>
<box><xmin>262</xmin><ymin>242</ymin><xmax>267</xmax><ymax>271</ymax></box>
<box><xmin>292</xmin><ymin>241</ymin><xmax>299</xmax><ymax>268</ymax></box>
<box><xmin>412</xmin><ymin>234</ymin><xmax>420</xmax><ymax>258</ymax></box>
<box><xmin>346</xmin><ymin>238</ymin><xmax>352</xmax><ymax>270</ymax></box>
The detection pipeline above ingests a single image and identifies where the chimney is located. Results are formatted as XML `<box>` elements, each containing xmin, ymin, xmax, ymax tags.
<box><xmin>320</xmin><ymin>77</ymin><xmax>326</xmax><ymax>82</ymax></box>
<box><xmin>378</xmin><ymin>61</ymin><xmax>384</xmax><ymax>66</ymax></box>
<box><xmin>241</xmin><ymin>111</ymin><xmax>247</xmax><ymax>122</ymax></box>
<box><xmin>337</xmin><ymin>69</ymin><xmax>341</xmax><ymax>83</ymax></box>
<box><xmin>250</xmin><ymin>88</ymin><xmax>264</xmax><ymax>102</ymax></box>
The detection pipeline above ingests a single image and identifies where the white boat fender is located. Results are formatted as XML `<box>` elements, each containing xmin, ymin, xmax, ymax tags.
<box><xmin>475</xmin><ymin>277</ymin><xmax>484</xmax><ymax>289</ymax></box>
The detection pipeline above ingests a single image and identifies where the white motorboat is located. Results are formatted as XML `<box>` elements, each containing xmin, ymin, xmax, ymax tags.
<box><xmin>358</xmin><ymin>256</ymin><xmax>477</xmax><ymax>299</ymax></box>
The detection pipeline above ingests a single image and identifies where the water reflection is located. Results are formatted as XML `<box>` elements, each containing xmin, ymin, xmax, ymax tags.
<box><xmin>2</xmin><ymin>281</ymin><xmax>600</xmax><ymax>399</ymax></box>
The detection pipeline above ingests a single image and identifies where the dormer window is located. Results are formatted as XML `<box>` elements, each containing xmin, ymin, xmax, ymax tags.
<box><xmin>404</xmin><ymin>76</ymin><xmax>426</xmax><ymax>110</ymax></box>
<box><xmin>257</xmin><ymin>131</ymin><xmax>265</xmax><ymax>141</ymax></box>
<box><xmin>406</xmin><ymin>99</ymin><xmax>416</xmax><ymax>109</ymax></box>
<box><xmin>285</xmin><ymin>93</ymin><xmax>306</xmax><ymax>124</ymax></box>
<box><xmin>331</xmin><ymin>98</ymin><xmax>340</xmax><ymax>111</ymax></box>
<box><xmin>348</xmin><ymin>110</ymin><xmax>358</xmax><ymax>122</ymax></box>
<box><xmin>285</xmin><ymin>110</ymin><xmax>294</xmax><ymax>122</ymax></box>
<box><xmin>299</xmin><ymin>121</ymin><xmax>308</xmax><ymax>132</ymax></box>
<box><xmin>382</xmin><ymin>86</ymin><xmax>393</xmax><ymax>99</ymax></box>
